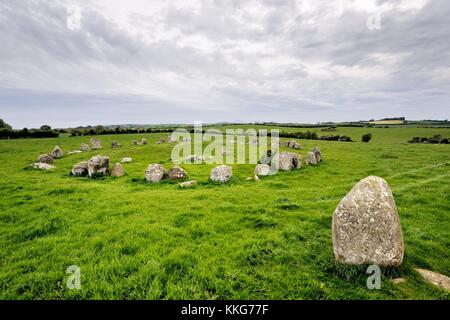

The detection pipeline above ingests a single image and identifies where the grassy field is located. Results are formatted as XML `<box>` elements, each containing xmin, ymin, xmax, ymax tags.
<box><xmin>0</xmin><ymin>126</ymin><xmax>449</xmax><ymax>299</ymax></box>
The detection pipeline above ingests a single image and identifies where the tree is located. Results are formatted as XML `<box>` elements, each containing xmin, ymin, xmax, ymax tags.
<box><xmin>40</xmin><ymin>125</ymin><xmax>52</xmax><ymax>130</ymax></box>
<box><xmin>0</xmin><ymin>118</ymin><xmax>12</xmax><ymax>130</ymax></box>
<box><xmin>362</xmin><ymin>133</ymin><xmax>372</xmax><ymax>143</ymax></box>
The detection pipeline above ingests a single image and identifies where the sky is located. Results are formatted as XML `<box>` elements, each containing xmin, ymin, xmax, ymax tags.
<box><xmin>0</xmin><ymin>0</ymin><xmax>449</xmax><ymax>128</ymax></box>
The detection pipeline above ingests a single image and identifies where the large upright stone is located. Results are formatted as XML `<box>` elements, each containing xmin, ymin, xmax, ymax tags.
<box><xmin>332</xmin><ymin>176</ymin><xmax>404</xmax><ymax>266</ymax></box>
<box><xmin>51</xmin><ymin>146</ymin><xmax>63</xmax><ymax>158</ymax></box>
<box><xmin>90</xmin><ymin>138</ymin><xmax>102</xmax><ymax>150</ymax></box>
<box><xmin>87</xmin><ymin>155</ymin><xmax>109</xmax><ymax>177</ymax></box>
<box><xmin>210</xmin><ymin>165</ymin><xmax>232</xmax><ymax>183</ymax></box>
<box><xmin>145</xmin><ymin>164</ymin><xmax>165</xmax><ymax>183</ymax></box>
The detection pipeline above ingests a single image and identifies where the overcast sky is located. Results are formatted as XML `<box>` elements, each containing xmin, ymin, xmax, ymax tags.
<box><xmin>1</xmin><ymin>0</ymin><xmax>449</xmax><ymax>128</ymax></box>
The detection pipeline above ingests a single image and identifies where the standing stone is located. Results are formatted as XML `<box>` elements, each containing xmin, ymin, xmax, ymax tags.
<box><xmin>278</xmin><ymin>152</ymin><xmax>293</xmax><ymax>171</ymax></box>
<box><xmin>87</xmin><ymin>155</ymin><xmax>109</xmax><ymax>177</ymax></box>
<box><xmin>144</xmin><ymin>164</ymin><xmax>165</xmax><ymax>183</ymax></box>
<box><xmin>168</xmin><ymin>135</ymin><xmax>177</xmax><ymax>143</ymax></box>
<box><xmin>80</xmin><ymin>143</ymin><xmax>90</xmax><ymax>152</ymax></box>
<box><xmin>120</xmin><ymin>157</ymin><xmax>133</xmax><ymax>163</ymax></box>
<box><xmin>332</xmin><ymin>176</ymin><xmax>404</xmax><ymax>266</ymax></box>
<box><xmin>290</xmin><ymin>153</ymin><xmax>301</xmax><ymax>169</ymax></box>
<box><xmin>141</xmin><ymin>138</ymin><xmax>148</xmax><ymax>145</ymax></box>
<box><xmin>111</xmin><ymin>140</ymin><xmax>120</xmax><ymax>148</ymax></box>
<box><xmin>37</xmin><ymin>154</ymin><xmax>54</xmax><ymax>164</ymax></box>
<box><xmin>90</xmin><ymin>138</ymin><xmax>102</xmax><ymax>150</ymax></box>
<box><xmin>71</xmin><ymin>161</ymin><xmax>89</xmax><ymax>176</ymax></box>
<box><xmin>131</xmin><ymin>139</ymin><xmax>138</xmax><ymax>145</ymax></box>
<box><xmin>51</xmin><ymin>146</ymin><xmax>63</xmax><ymax>158</ymax></box>
<box><xmin>210</xmin><ymin>165</ymin><xmax>232</xmax><ymax>183</ymax></box>
<box><xmin>313</xmin><ymin>147</ymin><xmax>321</xmax><ymax>162</ymax></box>
<box><xmin>110</xmin><ymin>163</ymin><xmax>125</xmax><ymax>177</ymax></box>
<box><xmin>166</xmin><ymin>166</ymin><xmax>187</xmax><ymax>180</ymax></box>
<box><xmin>305</xmin><ymin>152</ymin><xmax>317</xmax><ymax>165</ymax></box>
<box><xmin>254</xmin><ymin>164</ymin><xmax>270</xmax><ymax>176</ymax></box>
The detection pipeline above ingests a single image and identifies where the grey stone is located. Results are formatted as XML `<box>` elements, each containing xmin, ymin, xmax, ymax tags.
<box><xmin>166</xmin><ymin>166</ymin><xmax>187</xmax><ymax>180</ymax></box>
<box><xmin>120</xmin><ymin>157</ymin><xmax>133</xmax><ymax>163</ymax></box>
<box><xmin>278</xmin><ymin>152</ymin><xmax>301</xmax><ymax>171</ymax></box>
<box><xmin>141</xmin><ymin>138</ymin><xmax>148</xmax><ymax>145</ymax></box>
<box><xmin>80</xmin><ymin>143</ymin><xmax>90</xmax><ymax>152</ymax></box>
<box><xmin>415</xmin><ymin>269</ymin><xmax>450</xmax><ymax>291</ymax></box>
<box><xmin>313</xmin><ymin>147</ymin><xmax>321</xmax><ymax>162</ymax></box>
<box><xmin>71</xmin><ymin>161</ymin><xmax>89</xmax><ymax>176</ymax></box>
<box><xmin>179</xmin><ymin>180</ymin><xmax>198</xmax><ymax>188</ymax></box>
<box><xmin>305</xmin><ymin>152</ymin><xmax>317</xmax><ymax>165</ymax></box>
<box><xmin>90</xmin><ymin>138</ymin><xmax>102</xmax><ymax>150</ymax></box>
<box><xmin>254</xmin><ymin>164</ymin><xmax>270</xmax><ymax>176</ymax></box>
<box><xmin>144</xmin><ymin>164</ymin><xmax>165</xmax><ymax>183</ymax></box>
<box><xmin>51</xmin><ymin>146</ymin><xmax>63</xmax><ymax>158</ymax></box>
<box><xmin>332</xmin><ymin>176</ymin><xmax>404</xmax><ymax>266</ymax></box>
<box><xmin>210</xmin><ymin>165</ymin><xmax>232</xmax><ymax>183</ymax></box>
<box><xmin>111</xmin><ymin>140</ymin><xmax>121</xmax><ymax>148</ymax></box>
<box><xmin>32</xmin><ymin>163</ymin><xmax>55</xmax><ymax>170</ymax></box>
<box><xmin>110</xmin><ymin>163</ymin><xmax>125</xmax><ymax>177</ymax></box>
<box><xmin>37</xmin><ymin>154</ymin><xmax>54</xmax><ymax>164</ymax></box>
<box><xmin>87</xmin><ymin>155</ymin><xmax>109</xmax><ymax>177</ymax></box>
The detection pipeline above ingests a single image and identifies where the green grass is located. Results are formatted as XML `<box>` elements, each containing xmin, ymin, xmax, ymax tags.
<box><xmin>0</xmin><ymin>126</ymin><xmax>449</xmax><ymax>299</ymax></box>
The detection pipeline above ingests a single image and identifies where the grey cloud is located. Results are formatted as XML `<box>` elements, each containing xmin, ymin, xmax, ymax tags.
<box><xmin>0</xmin><ymin>0</ymin><xmax>449</xmax><ymax>128</ymax></box>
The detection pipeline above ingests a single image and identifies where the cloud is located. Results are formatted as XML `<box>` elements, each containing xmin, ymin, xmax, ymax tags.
<box><xmin>0</xmin><ymin>0</ymin><xmax>449</xmax><ymax>128</ymax></box>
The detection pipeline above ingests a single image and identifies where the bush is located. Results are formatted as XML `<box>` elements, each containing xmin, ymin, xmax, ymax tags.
<box><xmin>362</xmin><ymin>133</ymin><xmax>372</xmax><ymax>143</ymax></box>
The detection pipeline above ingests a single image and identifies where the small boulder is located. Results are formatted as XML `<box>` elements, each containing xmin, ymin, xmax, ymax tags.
<box><xmin>332</xmin><ymin>176</ymin><xmax>404</xmax><ymax>266</ymax></box>
<box><xmin>254</xmin><ymin>164</ymin><xmax>270</xmax><ymax>176</ymax></box>
<box><xmin>415</xmin><ymin>268</ymin><xmax>450</xmax><ymax>291</ymax></box>
<box><xmin>166</xmin><ymin>166</ymin><xmax>187</xmax><ymax>180</ymax></box>
<box><xmin>111</xmin><ymin>140</ymin><xmax>121</xmax><ymax>148</ymax></box>
<box><xmin>37</xmin><ymin>154</ymin><xmax>54</xmax><ymax>164</ymax></box>
<box><xmin>87</xmin><ymin>155</ymin><xmax>109</xmax><ymax>177</ymax></box>
<box><xmin>131</xmin><ymin>140</ymin><xmax>138</xmax><ymax>145</ymax></box>
<box><xmin>67</xmin><ymin>150</ymin><xmax>83</xmax><ymax>155</ymax></box>
<box><xmin>51</xmin><ymin>146</ymin><xmax>63</xmax><ymax>158</ymax></box>
<box><xmin>32</xmin><ymin>163</ymin><xmax>55</xmax><ymax>170</ymax></box>
<box><xmin>144</xmin><ymin>164</ymin><xmax>165</xmax><ymax>183</ymax></box>
<box><xmin>141</xmin><ymin>138</ymin><xmax>148</xmax><ymax>145</ymax></box>
<box><xmin>179</xmin><ymin>180</ymin><xmax>198</xmax><ymax>188</ymax></box>
<box><xmin>80</xmin><ymin>143</ymin><xmax>90</xmax><ymax>152</ymax></box>
<box><xmin>90</xmin><ymin>138</ymin><xmax>102</xmax><ymax>150</ymax></box>
<box><xmin>71</xmin><ymin>161</ymin><xmax>89</xmax><ymax>176</ymax></box>
<box><xmin>110</xmin><ymin>163</ymin><xmax>125</xmax><ymax>177</ymax></box>
<box><xmin>305</xmin><ymin>152</ymin><xmax>317</xmax><ymax>165</ymax></box>
<box><xmin>120</xmin><ymin>157</ymin><xmax>133</xmax><ymax>163</ymax></box>
<box><xmin>210</xmin><ymin>165</ymin><xmax>232</xmax><ymax>183</ymax></box>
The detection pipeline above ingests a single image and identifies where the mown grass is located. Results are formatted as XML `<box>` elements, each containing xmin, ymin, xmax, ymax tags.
<box><xmin>0</xmin><ymin>126</ymin><xmax>449</xmax><ymax>299</ymax></box>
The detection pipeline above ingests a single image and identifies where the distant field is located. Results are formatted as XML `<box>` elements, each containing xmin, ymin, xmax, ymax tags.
<box><xmin>368</xmin><ymin>120</ymin><xmax>405</xmax><ymax>125</ymax></box>
<box><xmin>0</xmin><ymin>126</ymin><xmax>449</xmax><ymax>299</ymax></box>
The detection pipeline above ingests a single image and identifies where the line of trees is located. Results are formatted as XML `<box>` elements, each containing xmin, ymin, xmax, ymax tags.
<box><xmin>0</xmin><ymin>119</ymin><xmax>60</xmax><ymax>139</ymax></box>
